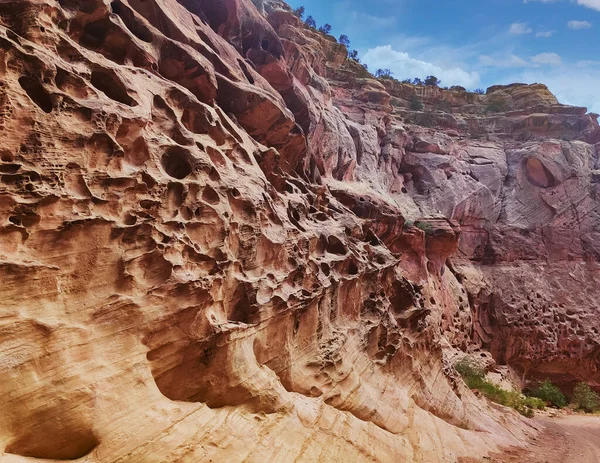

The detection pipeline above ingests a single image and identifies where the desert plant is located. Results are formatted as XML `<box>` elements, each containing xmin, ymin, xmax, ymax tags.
<box><xmin>474</xmin><ymin>88</ymin><xmax>485</xmax><ymax>95</ymax></box>
<box><xmin>572</xmin><ymin>382</ymin><xmax>600</xmax><ymax>413</ymax></box>
<box><xmin>348</xmin><ymin>49</ymin><xmax>359</xmax><ymax>62</ymax></box>
<box><xmin>318</xmin><ymin>23</ymin><xmax>332</xmax><ymax>34</ymax></box>
<box><xmin>304</xmin><ymin>15</ymin><xmax>316</xmax><ymax>29</ymax></box>
<box><xmin>293</xmin><ymin>6</ymin><xmax>305</xmax><ymax>19</ymax></box>
<box><xmin>454</xmin><ymin>357</ymin><xmax>543</xmax><ymax>417</ymax></box>
<box><xmin>415</xmin><ymin>221</ymin><xmax>434</xmax><ymax>233</ymax></box>
<box><xmin>485</xmin><ymin>100</ymin><xmax>509</xmax><ymax>113</ymax></box>
<box><xmin>424</xmin><ymin>75</ymin><xmax>441</xmax><ymax>87</ymax></box>
<box><xmin>409</xmin><ymin>94</ymin><xmax>424</xmax><ymax>111</ymax></box>
<box><xmin>339</xmin><ymin>34</ymin><xmax>350</xmax><ymax>47</ymax></box>
<box><xmin>455</xmin><ymin>357</ymin><xmax>486</xmax><ymax>386</ymax></box>
<box><xmin>529</xmin><ymin>380</ymin><xmax>567</xmax><ymax>408</ymax></box>
<box><xmin>375</xmin><ymin>68</ymin><xmax>394</xmax><ymax>79</ymax></box>
<box><xmin>434</xmin><ymin>100</ymin><xmax>452</xmax><ymax>113</ymax></box>
<box><xmin>523</xmin><ymin>396</ymin><xmax>547</xmax><ymax>410</ymax></box>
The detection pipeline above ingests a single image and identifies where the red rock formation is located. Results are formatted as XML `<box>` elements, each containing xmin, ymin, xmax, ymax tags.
<box><xmin>0</xmin><ymin>0</ymin><xmax>598</xmax><ymax>461</ymax></box>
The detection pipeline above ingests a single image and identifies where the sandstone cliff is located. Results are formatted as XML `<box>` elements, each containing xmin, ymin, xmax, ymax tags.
<box><xmin>0</xmin><ymin>0</ymin><xmax>598</xmax><ymax>462</ymax></box>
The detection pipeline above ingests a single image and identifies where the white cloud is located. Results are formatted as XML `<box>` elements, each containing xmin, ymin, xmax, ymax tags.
<box><xmin>568</xmin><ymin>20</ymin><xmax>592</xmax><ymax>29</ymax></box>
<box><xmin>577</xmin><ymin>60</ymin><xmax>600</xmax><ymax>67</ymax></box>
<box><xmin>536</xmin><ymin>30</ymin><xmax>555</xmax><ymax>37</ymax></box>
<box><xmin>531</xmin><ymin>52</ymin><xmax>562</xmax><ymax>65</ymax></box>
<box><xmin>577</xmin><ymin>0</ymin><xmax>600</xmax><ymax>11</ymax></box>
<box><xmin>524</xmin><ymin>0</ymin><xmax>600</xmax><ymax>9</ymax></box>
<box><xmin>479</xmin><ymin>54</ymin><xmax>532</xmax><ymax>68</ymax></box>
<box><xmin>479</xmin><ymin>53</ymin><xmax>563</xmax><ymax>68</ymax></box>
<box><xmin>499</xmin><ymin>62</ymin><xmax>600</xmax><ymax>113</ymax></box>
<box><xmin>362</xmin><ymin>45</ymin><xmax>480</xmax><ymax>88</ymax></box>
<box><xmin>509</xmin><ymin>22</ymin><xmax>533</xmax><ymax>35</ymax></box>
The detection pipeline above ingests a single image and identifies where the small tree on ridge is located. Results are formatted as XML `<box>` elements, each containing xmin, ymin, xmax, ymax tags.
<box><xmin>319</xmin><ymin>23</ymin><xmax>332</xmax><ymax>34</ymax></box>
<box><xmin>424</xmin><ymin>75</ymin><xmax>441</xmax><ymax>87</ymax></box>
<box><xmin>375</xmin><ymin>69</ymin><xmax>394</xmax><ymax>79</ymax></box>
<box><xmin>293</xmin><ymin>6</ymin><xmax>305</xmax><ymax>19</ymax></box>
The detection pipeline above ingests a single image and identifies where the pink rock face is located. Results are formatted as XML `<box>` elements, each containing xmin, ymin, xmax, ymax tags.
<box><xmin>0</xmin><ymin>0</ymin><xmax>598</xmax><ymax>461</ymax></box>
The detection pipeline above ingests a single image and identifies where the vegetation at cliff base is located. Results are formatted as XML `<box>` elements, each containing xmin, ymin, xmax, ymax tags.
<box><xmin>454</xmin><ymin>357</ymin><xmax>544</xmax><ymax>418</ymax></box>
<box><xmin>573</xmin><ymin>382</ymin><xmax>600</xmax><ymax>413</ymax></box>
<box><xmin>527</xmin><ymin>379</ymin><xmax>567</xmax><ymax>408</ymax></box>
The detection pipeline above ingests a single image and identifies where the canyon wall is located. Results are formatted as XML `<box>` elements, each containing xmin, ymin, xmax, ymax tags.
<box><xmin>0</xmin><ymin>0</ymin><xmax>598</xmax><ymax>462</ymax></box>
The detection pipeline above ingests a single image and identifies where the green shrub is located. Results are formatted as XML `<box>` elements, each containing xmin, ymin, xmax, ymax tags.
<box><xmin>573</xmin><ymin>382</ymin><xmax>600</xmax><ymax>413</ymax></box>
<box><xmin>485</xmin><ymin>100</ymin><xmax>509</xmax><ymax>113</ymax></box>
<box><xmin>454</xmin><ymin>357</ymin><xmax>486</xmax><ymax>388</ymax></box>
<box><xmin>304</xmin><ymin>15</ymin><xmax>316</xmax><ymax>29</ymax></box>
<box><xmin>454</xmin><ymin>357</ymin><xmax>543</xmax><ymax>417</ymax></box>
<box><xmin>516</xmin><ymin>404</ymin><xmax>535</xmax><ymax>418</ymax></box>
<box><xmin>424</xmin><ymin>75</ymin><xmax>441</xmax><ymax>87</ymax></box>
<box><xmin>434</xmin><ymin>100</ymin><xmax>452</xmax><ymax>113</ymax></box>
<box><xmin>415</xmin><ymin>222</ymin><xmax>434</xmax><ymax>234</ymax></box>
<box><xmin>293</xmin><ymin>6</ymin><xmax>305</xmax><ymax>19</ymax></box>
<box><xmin>318</xmin><ymin>23</ymin><xmax>332</xmax><ymax>34</ymax></box>
<box><xmin>375</xmin><ymin>68</ymin><xmax>394</xmax><ymax>79</ymax></box>
<box><xmin>409</xmin><ymin>94</ymin><xmax>424</xmax><ymax>111</ymax></box>
<box><xmin>523</xmin><ymin>396</ymin><xmax>547</xmax><ymax>410</ymax></box>
<box><xmin>529</xmin><ymin>380</ymin><xmax>567</xmax><ymax>408</ymax></box>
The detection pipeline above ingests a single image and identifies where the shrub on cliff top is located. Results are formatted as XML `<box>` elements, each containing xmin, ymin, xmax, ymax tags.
<box><xmin>375</xmin><ymin>68</ymin><xmax>394</xmax><ymax>79</ymax></box>
<box><xmin>424</xmin><ymin>75</ymin><xmax>441</xmax><ymax>87</ymax></box>
<box><xmin>318</xmin><ymin>23</ymin><xmax>332</xmax><ymax>34</ymax></box>
<box><xmin>293</xmin><ymin>6</ymin><xmax>305</xmax><ymax>19</ymax></box>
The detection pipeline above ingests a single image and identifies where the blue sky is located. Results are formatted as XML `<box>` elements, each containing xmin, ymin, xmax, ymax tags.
<box><xmin>286</xmin><ymin>0</ymin><xmax>600</xmax><ymax>112</ymax></box>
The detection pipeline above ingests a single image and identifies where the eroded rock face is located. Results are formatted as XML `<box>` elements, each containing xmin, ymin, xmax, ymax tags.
<box><xmin>0</xmin><ymin>0</ymin><xmax>598</xmax><ymax>461</ymax></box>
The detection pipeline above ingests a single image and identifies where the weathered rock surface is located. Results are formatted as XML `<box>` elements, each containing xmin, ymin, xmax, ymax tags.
<box><xmin>0</xmin><ymin>0</ymin><xmax>598</xmax><ymax>462</ymax></box>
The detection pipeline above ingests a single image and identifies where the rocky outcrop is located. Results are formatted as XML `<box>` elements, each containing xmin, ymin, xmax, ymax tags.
<box><xmin>0</xmin><ymin>0</ymin><xmax>598</xmax><ymax>462</ymax></box>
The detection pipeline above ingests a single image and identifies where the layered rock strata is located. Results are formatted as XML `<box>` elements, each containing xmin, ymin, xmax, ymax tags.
<box><xmin>0</xmin><ymin>0</ymin><xmax>598</xmax><ymax>462</ymax></box>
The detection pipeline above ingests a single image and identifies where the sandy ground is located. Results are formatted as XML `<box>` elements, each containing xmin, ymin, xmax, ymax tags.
<box><xmin>489</xmin><ymin>414</ymin><xmax>600</xmax><ymax>463</ymax></box>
